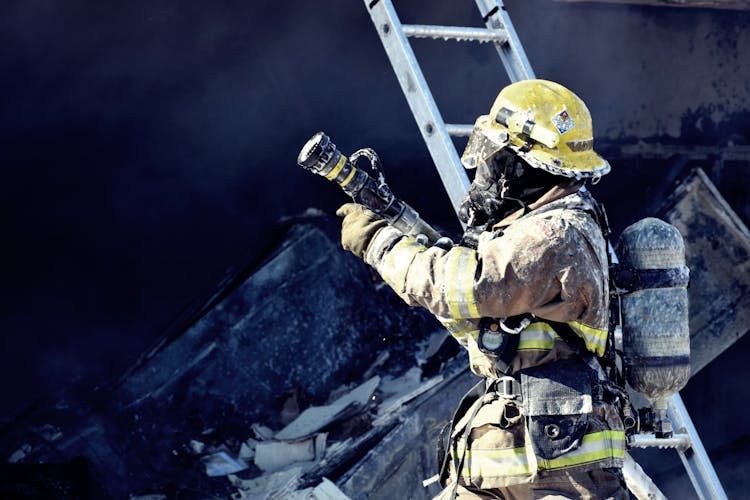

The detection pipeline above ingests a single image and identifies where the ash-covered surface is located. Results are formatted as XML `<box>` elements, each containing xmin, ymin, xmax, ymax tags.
<box><xmin>2</xmin><ymin>1</ymin><xmax>749</xmax><ymax>498</ymax></box>
<box><xmin>2</xmin><ymin>0</ymin><xmax>750</xmax><ymax>425</ymax></box>
<box><xmin>0</xmin><ymin>213</ymin><xmax>451</xmax><ymax>498</ymax></box>
<box><xmin>2</xmin><ymin>177</ymin><xmax>750</xmax><ymax>498</ymax></box>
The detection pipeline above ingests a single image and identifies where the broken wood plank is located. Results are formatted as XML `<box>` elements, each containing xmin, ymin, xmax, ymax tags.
<box><xmin>255</xmin><ymin>435</ymin><xmax>323</xmax><ymax>473</ymax></box>
<box><xmin>276</xmin><ymin>377</ymin><xmax>380</xmax><ymax>441</ymax></box>
<box><xmin>375</xmin><ymin>374</ymin><xmax>445</xmax><ymax>422</ymax></box>
<box><xmin>337</xmin><ymin>362</ymin><xmax>478</xmax><ymax>500</ymax></box>
<box><xmin>298</xmin><ymin>415</ymin><xmax>401</xmax><ymax>489</ymax></box>
<box><xmin>200</xmin><ymin>451</ymin><xmax>248</xmax><ymax>477</ymax></box>
<box><xmin>554</xmin><ymin>0</ymin><xmax>750</xmax><ymax>10</ymax></box>
<box><xmin>658</xmin><ymin>168</ymin><xmax>750</xmax><ymax>374</ymax></box>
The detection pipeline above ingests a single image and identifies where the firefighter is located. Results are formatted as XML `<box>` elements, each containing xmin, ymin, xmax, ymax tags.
<box><xmin>337</xmin><ymin>80</ymin><xmax>628</xmax><ymax>499</ymax></box>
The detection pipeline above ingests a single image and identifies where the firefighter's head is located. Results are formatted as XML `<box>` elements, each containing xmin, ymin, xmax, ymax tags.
<box><xmin>458</xmin><ymin>79</ymin><xmax>609</xmax><ymax>225</ymax></box>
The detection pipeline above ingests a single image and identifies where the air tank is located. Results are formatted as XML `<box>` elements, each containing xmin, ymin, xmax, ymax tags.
<box><xmin>615</xmin><ymin>218</ymin><xmax>691</xmax><ymax>436</ymax></box>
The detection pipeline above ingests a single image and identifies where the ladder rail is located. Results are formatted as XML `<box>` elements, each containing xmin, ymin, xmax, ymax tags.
<box><xmin>623</xmin><ymin>453</ymin><xmax>668</xmax><ymax>500</ymax></box>
<box><xmin>668</xmin><ymin>393</ymin><xmax>729</xmax><ymax>500</ymax></box>
<box><xmin>475</xmin><ymin>0</ymin><xmax>535</xmax><ymax>82</ymax></box>
<box><xmin>365</xmin><ymin>0</ymin><xmax>470</xmax><ymax>217</ymax></box>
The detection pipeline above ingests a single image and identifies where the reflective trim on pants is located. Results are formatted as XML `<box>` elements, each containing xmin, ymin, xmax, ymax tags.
<box><xmin>453</xmin><ymin>430</ymin><xmax>626</xmax><ymax>480</ymax></box>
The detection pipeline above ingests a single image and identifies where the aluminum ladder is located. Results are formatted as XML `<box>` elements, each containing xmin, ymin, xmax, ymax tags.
<box><xmin>362</xmin><ymin>1</ymin><xmax>728</xmax><ymax>498</ymax></box>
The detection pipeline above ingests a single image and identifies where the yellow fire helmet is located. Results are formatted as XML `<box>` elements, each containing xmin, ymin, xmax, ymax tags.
<box><xmin>461</xmin><ymin>79</ymin><xmax>610</xmax><ymax>180</ymax></box>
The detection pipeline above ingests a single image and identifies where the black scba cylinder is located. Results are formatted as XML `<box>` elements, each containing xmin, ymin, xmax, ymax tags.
<box><xmin>616</xmin><ymin>218</ymin><xmax>691</xmax><ymax>403</ymax></box>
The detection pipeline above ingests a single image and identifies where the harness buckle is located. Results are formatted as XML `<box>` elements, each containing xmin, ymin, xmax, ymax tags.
<box><xmin>489</xmin><ymin>375</ymin><xmax>521</xmax><ymax>400</ymax></box>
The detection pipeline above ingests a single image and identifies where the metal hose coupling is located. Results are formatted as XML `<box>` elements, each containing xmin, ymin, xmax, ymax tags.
<box><xmin>298</xmin><ymin>131</ymin><xmax>445</xmax><ymax>245</ymax></box>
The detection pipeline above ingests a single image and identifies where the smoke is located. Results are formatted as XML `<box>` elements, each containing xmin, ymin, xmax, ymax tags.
<box><xmin>0</xmin><ymin>0</ymin><xmax>748</xmax><ymax>418</ymax></box>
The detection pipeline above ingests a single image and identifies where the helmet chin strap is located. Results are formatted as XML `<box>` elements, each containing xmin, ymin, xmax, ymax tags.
<box><xmin>499</xmin><ymin>161</ymin><xmax>529</xmax><ymax>215</ymax></box>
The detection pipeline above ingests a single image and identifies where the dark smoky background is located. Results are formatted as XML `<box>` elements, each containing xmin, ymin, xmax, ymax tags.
<box><xmin>1</xmin><ymin>0</ymin><xmax>748</xmax><ymax>429</ymax></box>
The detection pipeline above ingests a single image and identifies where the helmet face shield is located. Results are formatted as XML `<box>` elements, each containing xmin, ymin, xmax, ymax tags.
<box><xmin>460</xmin><ymin>115</ymin><xmax>510</xmax><ymax>170</ymax></box>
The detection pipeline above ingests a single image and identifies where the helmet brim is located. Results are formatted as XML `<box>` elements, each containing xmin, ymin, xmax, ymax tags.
<box><xmin>509</xmin><ymin>143</ymin><xmax>611</xmax><ymax>180</ymax></box>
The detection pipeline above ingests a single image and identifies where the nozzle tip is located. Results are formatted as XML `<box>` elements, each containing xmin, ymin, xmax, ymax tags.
<box><xmin>297</xmin><ymin>132</ymin><xmax>325</xmax><ymax>166</ymax></box>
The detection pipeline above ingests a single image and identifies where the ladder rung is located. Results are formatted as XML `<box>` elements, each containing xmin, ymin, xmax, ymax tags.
<box><xmin>628</xmin><ymin>433</ymin><xmax>692</xmax><ymax>451</ymax></box>
<box><xmin>445</xmin><ymin>124</ymin><xmax>474</xmax><ymax>137</ymax></box>
<box><xmin>402</xmin><ymin>24</ymin><xmax>508</xmax><ymax>44</ymax></box>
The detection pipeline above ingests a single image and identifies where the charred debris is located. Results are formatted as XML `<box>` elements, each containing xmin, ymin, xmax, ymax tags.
<box><xmin>1</xmin><ymin>168</ymin><xmax>749</xmax><ymax>499</ymax></box>
<box><xmin>0</xmin><ymin>211</ymin><xmax>465</xmax><ymax>499</ymax></box>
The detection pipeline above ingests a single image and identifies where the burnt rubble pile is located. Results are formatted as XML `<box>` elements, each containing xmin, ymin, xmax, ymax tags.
<box><xmin>0</xmin><ymin>211</ymin><xmax>468</xmax><ymax>499</ymax></box>
<box><xmin>217</xmin><ymin>359</ymin><xmax>474</xmax><ymax>499</ymax></box>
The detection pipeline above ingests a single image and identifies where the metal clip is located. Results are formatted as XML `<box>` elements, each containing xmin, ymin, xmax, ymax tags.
<box><xmin>491</xmin><ymin>376</ymin><xmax>521</xmax><ymax>400</ymax></box>
<box><xmin>500</xmin><ymin>316</ymin><xmax>531</xmax><ymax>334</ymax></box>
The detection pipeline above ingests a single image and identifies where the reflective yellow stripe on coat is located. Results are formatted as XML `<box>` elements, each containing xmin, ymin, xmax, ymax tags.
<box><xmin>519</xmin><ymin>321</ymin><xmax>608</xmax><ymax>356</ymax></box>
<box><xmin>379</xmin><ymin>238</ymin><xmax>426</xmax><ymax>294</ymax></box>
<box><xmin>567</xmin><ymin>321</ymin><xmax>608</xmax><ymax>356</ymax></box>
<box><xmin>518</xmin><ymin>322</ymin><xmax>558</xmax><ymax>351</ymax></box>
<box><xmin>440</xmin><ymin>318</ymin><xmax>480</xmax><ymax>342</ymax></box>
<box><xmin>443</xmin><ymin>247</ymin><xmax>480</xmax><ymax>319</ymax></box>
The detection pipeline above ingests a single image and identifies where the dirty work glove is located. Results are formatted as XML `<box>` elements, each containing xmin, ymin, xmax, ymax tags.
<box><xmin>336</xmin><ymin>203</ymin><xmax>388</xmax><ymax>259</ymax></box>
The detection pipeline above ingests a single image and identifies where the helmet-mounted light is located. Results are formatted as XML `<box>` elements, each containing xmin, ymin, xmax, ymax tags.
<box><xmin>495</xmin><ymin>107</ymin><xmax>559</xmax><ymax>149</ymax></box>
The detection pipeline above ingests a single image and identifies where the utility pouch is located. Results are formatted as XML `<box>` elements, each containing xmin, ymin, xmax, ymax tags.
<box><xmin>435</xmin><ymin>420</ymin><xmax>452</xmax><ymax>485</ymax></box>
<box><xmin>437</xmin><ymin>379</ymin><xmax>486</xmax><ymax>488</ymax></box>
<box><xmin>520</xmin><ymin>358</ymin><xmax>593</xmax><ymax>460</ymax></box>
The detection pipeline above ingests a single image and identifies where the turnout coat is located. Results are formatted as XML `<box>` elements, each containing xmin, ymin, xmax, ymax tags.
<box><xmin>363</xmin><ymin>184</ymin><xmax>626</xmax><ymax>489</ymax></box>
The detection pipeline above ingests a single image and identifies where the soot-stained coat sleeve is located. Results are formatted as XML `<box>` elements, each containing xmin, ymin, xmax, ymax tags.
<box><xmin>364</xmin><ymin>210</ymin><xmax>603</xmax><ymax>324</ymax></box>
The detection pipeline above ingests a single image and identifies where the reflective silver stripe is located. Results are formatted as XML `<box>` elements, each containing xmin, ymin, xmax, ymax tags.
<box><xmin>365</xmin><ymin>226</ymin><xmax>402</xmax><ymax>265</ymax></box>
<box><xmin>444</xmin><ymin>247</ymin><xmax>480</xmax><ymax>319</ymax></box>
<box><xmin>379</xmin><ymin>237</ymin><xmax>426</xmax><ymax>293</ymax></box>
<box><xmin>568</xmin><ymin>321</ymin><xmax>608</xmax><ymax>356</ymax></box>
<box><xmin>455</xmin><ymin>430</ymin><xmax>626</xmax><ymax>479</ymax></box>
<box><xmin>518</xmin><ymin>322</ymin><xmax>559</xmax><ymax>351</ymax></box>
<box><xmin>453</xmin><ymin>446</ymin><xmax>531</xmax><ymax>478</ymax></box>
<box><xmin>540</xmin><ymin>430</ymin><xmax>626</xmax><ymax>470</ymax></box>
<box><xmin>439</xmin><ymin>317</ymin><xmax>479</xmax><ymax>340</ymax></box>
<box><xmin>566</xmin><ymin>138</ymin><xmax>594</xmax><ymax>152</ymax></box>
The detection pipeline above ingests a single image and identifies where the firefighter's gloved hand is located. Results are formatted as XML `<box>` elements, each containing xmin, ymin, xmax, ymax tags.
<box><xmin>336</xmin><ymin>203</ymin><xmax>388</xmax><ymax>259</ymax></box>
